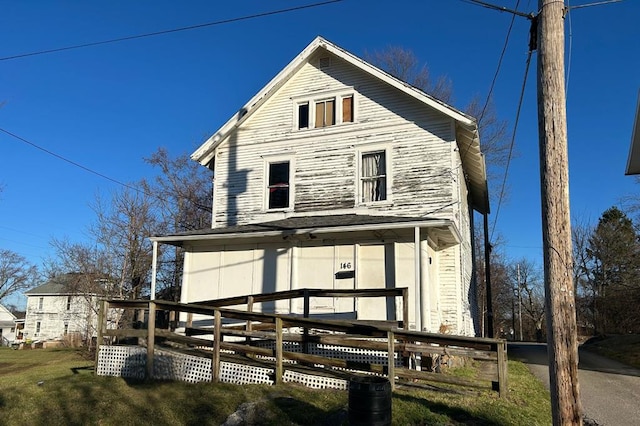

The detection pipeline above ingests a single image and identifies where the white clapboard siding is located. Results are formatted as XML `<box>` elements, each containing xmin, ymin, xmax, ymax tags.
<box><xmin>213</xmin><ymin>50</ymin><xmax>460</xmax><ymax>227</ymax></box>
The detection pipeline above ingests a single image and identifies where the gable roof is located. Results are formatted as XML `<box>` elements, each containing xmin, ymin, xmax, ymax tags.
<box><xmin>25</xmin><ymin>273</ymin><xmax>104</xmax><ymax>296</ymax></box>
<box><xmin>626</xmin><ymin>90</ymin><xmax>640</xmax><ymax>175</ymax></box>
<box><xmin>191</xmin><ymin>36</ymin><xmax>489</xmax><ymax>213</ymax></box>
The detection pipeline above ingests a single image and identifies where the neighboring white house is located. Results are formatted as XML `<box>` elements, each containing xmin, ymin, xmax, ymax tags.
<box><xmin>151</xmin><ymin>36</ymin><xmax>489</xmax><ymax>336</ymax></box>
<box><xmin>0</xmin><ymin>303</ymin><xmax>18</xmax><ymax>346</ymax></box>
<box><xmin>23</xmin><ymin>273</ymin><xmax>100</xmax><ymax>343</ymax></box>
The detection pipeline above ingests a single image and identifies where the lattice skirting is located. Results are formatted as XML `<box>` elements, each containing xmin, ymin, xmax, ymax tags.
<box><xmin>96</xmin><ymin>345</ymin><xmax>348</xmax><ymax>389</ymax></box>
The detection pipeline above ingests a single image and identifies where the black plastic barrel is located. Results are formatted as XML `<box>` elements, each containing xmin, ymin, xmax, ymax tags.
<box><xmin>348</xmin><ymin>375</ymin><xmax>392</xmax><ymax>426</ymax></box>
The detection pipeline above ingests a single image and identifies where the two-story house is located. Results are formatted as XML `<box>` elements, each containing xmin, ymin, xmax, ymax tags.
<box><xmin>23</xmin><ymin>273</ymin><xmax>101</xmax><ymax>343</ymax></box>
<box><xmin>151</xmin><ymin>37</ymin><xmax>489</xmax><ymax>336</ymax></box>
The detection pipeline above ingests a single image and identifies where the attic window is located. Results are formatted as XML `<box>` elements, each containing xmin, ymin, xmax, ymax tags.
<box><xmin>319</xmin><ymin>57</ymin><xmax>331</xmax><ymax>68</ymax></box>
<box><xmin>293</xmin><ymin>92</ymin><xmax>355</xmax><ymax>130</ymax></box>
<box><xmin>298</xmin><ymin>103</ymin><xmax>309</xmax><ymax>129</ymax></box>
<box><xmin>315</xmin><ymin>99</ymin><xmax>335</xmax><ymax>128</ymax></box>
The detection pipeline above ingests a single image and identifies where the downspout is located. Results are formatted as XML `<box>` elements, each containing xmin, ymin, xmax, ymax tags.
<box><xmin>414</xmin><ymin>226</ymin><xmax>422</xmax><ymax>331</ymax></box>
<box><xmin>150</xmin><ymin>241</ymin><xmax>158</xmax><ymax>301</ymax></box>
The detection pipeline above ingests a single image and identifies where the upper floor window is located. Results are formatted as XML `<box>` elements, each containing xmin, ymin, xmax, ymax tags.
<box><xmin>38</xmin><ymin>297</ymin><xmax>44</xmax><ymax>310</ymax></box>
<box><xmin>66</xmin><ymin>296</ymin><xmax>72</xmax><ymax>310</ymax></box>
<box><xmin>361</xmin><ymin>151</ymin><xmax>387</xmax><ymax>203</ymax></box>
<box><xmin>295</xmin><ymin>91</ymin><xmax>355</xmax><ymax>130</ymax></box>
<box><xmin>267</xmin><ymin>161</ymin><xmax>291</xmax><ymax>209</ymax></box>
<box><xmin>315</xmin><ymin>98</ymin><xmax>335</xmax><ymax>128</ymax></box>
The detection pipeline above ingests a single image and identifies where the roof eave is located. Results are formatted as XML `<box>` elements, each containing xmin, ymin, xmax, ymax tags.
<box><xmin>151</xmin><ymin>218</ymin><xmax>459</xmax><ymax>246</ymax></box>
<box><xmin>625</xmin><ymin>91</ymin><xmax>640</xmax><ymax>175</ymax></box>
<box><xmin>191</xmin><ymin>36</ymin><xmax>479</xmax><ymax>167</ymax></box>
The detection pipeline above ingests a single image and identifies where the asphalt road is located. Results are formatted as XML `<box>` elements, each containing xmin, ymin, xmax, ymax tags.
<box><xmin>508</xmin><ymin>342</ymin><xmax>640</xmax><ymax>426</ymax></box>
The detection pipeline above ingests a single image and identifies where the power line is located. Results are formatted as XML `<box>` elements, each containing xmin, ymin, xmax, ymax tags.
<box><xmin>478</xmin><ymin>0</ymin><xmax>522</xmax><ymax>125</ymax></box>
<box><xmin>490</xmin><ymin>49</ymin><xmax>534</xmax><ymax>241</ymax></box>
<box><xmin>0</xmin><ymin>0</ymin><xmax>343</xmax><ymax>62</ymax></box>
<box><xmin>0</xmin><ymin>127</ymin><xmax>145</xmax><ymax>195</ymax></box>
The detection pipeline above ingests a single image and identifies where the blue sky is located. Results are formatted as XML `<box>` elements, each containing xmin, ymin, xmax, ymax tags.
<box><xmin>1</xmin><ymin>1</ymin><xmax>638</xmax><ymax>307</ymax></box>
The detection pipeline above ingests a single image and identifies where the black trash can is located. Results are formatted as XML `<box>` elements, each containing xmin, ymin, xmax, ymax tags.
<box><xmin>348</xmin><ymin>375</ymin><xmax>392</xmax><ymax>426</ymax></box>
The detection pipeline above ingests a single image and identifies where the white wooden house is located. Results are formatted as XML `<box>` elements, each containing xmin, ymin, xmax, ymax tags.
<box><xmin>23</xmin><ymin>273</ymin><xmax>100</xmax><ymax>343</ymax></box>
<box><xmin>0</xmin><ymin>303</ymin><xmax>18</xmax><ymax>346</ymax></box>
<box><xmin>151</xmin><ymin>37</ymin><xmax>489</xmax><ymax>336</ymax></box>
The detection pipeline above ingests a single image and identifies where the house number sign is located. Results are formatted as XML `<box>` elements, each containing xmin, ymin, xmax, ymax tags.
<box><xmin>339</xmin><ymin>262</ymin><xmax>352</xmax><ymax>270</ymax></box>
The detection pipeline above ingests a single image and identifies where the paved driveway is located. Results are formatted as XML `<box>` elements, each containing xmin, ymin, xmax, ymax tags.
<box><xmin>508</xmin><ymin>342</ymin><xmax>640</xmax><ymax>426</ymax></box>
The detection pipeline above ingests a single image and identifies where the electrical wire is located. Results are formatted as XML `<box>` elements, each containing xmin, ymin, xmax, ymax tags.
<box><xmin>0</xmin><ymin>0</ymin><xmax>343</xmax><ymax>62</ymax></box>
<box><xmin>0</xmin><ymin>127</ymin><xmax>144</xmax><ymax>194</ymax></box>
<box><xmin>478</xmin><ymin>0</ymin><xmax>522</xmax><ymax>125</ymax></box>
<box><xmin>490</xmin><ymin>50</ymin><xmax>534</xmax><ymax>240</ymax></box>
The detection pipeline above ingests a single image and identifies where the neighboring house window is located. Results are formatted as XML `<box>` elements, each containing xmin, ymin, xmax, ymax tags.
<box><xmin>64</xmin><ymin>323</ymin><xmax>69</xmax><ymax>335</ymax></box>
<box><xmin>36</xmin><ymin>321</ymin><xmax>41</xmax><ymax>335</ymax></box>
<box><xmin>66</xmin><ymin>296</ymin><xmax>72</xmax><ymax>310</ymax></box>
<box><xmin>267</xmin><ymin>161</ymin><xmax>291</xmax><ymax>209</ymax></box>
<box><xmin>38</xmin><ymin>297</ymin><xmax>43</xmax><ymax>310</ymax></box>
<box><xmin>361</xmin><ymin>151</ymin><xmax>387</xmax><ymax>203</ymax></box>
<box><xmin>293</xmin><ymin>91</ymin><xmax>355</xmax><ymax>130</ymax></box>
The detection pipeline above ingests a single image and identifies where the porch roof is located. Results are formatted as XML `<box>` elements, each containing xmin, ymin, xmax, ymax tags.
<box><xmin>151</xmin><ymin>214</ymin><xmax>461</xmax><ymax>248</ymax></box>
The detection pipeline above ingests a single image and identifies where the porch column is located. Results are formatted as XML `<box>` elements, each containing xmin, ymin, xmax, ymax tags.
<box><xmin>150</xmin><ymin>241</ymin><xmax>158</xmax><ymax>301</ymax></box>
<box><xmin>414</xmin><ymin>226</ymin><xmax>422</xmax><ymax>331</ymax></box>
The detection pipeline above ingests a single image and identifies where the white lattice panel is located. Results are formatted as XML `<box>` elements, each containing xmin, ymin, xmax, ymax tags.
<box><xmin>96</xmin><ymin>344</ymin><xmax>367</xmax><ymax>390</ymax></box>
<box><xmin>96</xmin><ymin>345</ymin><xmax>146</xmax><ymax>380</ymax></box>
<box><xmin>283</xmin><ymin>370</ymin><xmax>348</xmax><ymax>390</ymax></box>
<box><xmin>219</xmin><ymin>362</ymin><xmax>273</xmax><ymax>385</ymax></box>
<box><xmin>154</xmin><ymin>349</ymin><xmax>212</xmax><ymax>383</ymax></box>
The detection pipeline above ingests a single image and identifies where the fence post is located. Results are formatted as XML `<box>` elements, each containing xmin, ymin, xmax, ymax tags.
<box><xmin>95</xmin><ymin>299</ymin><xmax>107</xmax><ymax>368</ymax></box>
<box><xmin>213</xmin><ymin>309</ymin><xmax>221</xmax><ymax>383</ymax></box>
<box><xmin>246</xmin><ymin>296</ymin><xmax>254</xmax><ymax>347</ymax></box>
<box><xmin>387</xmin><ymin>330</ymin><xmax>395</xmax><ymax>391</ymax></box>
<box><xmin>496</xmin><ymin>340</ymin><xmax>508</xmax><ymax>398</ymax></box>
<box><xmin>146</xmin><ymin>301</ymin><xmax>156</xmax><ymax>380</ymax></box>
<box><xmin>303</xmin><ymin>289</ymin><xmax>310</xmax><ymax>354</ymax></box>
<box><xmin>275</xmin><ymin>317</ymin><xmax>283</xmax><ymax>385</ymax></box>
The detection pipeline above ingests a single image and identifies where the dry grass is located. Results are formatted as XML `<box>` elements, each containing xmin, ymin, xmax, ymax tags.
<box><xmin>0</xmin><ymin>347</ymin><xmax>551</xmax><ymax>425</ymax></box>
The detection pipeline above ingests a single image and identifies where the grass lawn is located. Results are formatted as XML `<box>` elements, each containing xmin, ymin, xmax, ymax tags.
<box><xmin>0</xmin><ymin>347</ymin><xmax>551</xmax><ymax>425</ymax></box>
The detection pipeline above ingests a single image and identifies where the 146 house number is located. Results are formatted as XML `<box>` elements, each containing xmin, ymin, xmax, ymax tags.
<box><xmin>340</xmin><ymin>262</ymin><xmax>352</xmax><ymax>270</ymax></box>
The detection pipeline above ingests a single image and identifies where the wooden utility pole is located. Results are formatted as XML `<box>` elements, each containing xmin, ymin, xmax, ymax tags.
<box><xmin>536</xmin><ymin>1</ymin><xmax>582</xmax><ymax>424</ymax></box>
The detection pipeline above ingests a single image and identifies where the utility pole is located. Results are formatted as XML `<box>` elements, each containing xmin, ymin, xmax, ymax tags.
<box><xmin>536</xmin><ymin>1</ymin><xmax>582</xmax><ymax>424</ymax></box>
<box><xmin>517</xmin><ymin>263</ymin><xmax>523</xmax><ymax>341</ymax></box>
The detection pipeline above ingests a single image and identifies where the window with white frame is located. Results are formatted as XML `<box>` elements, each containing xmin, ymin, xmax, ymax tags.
<box><xmin>36</xmin><ymin>321</ymin><xmax>41</xmax><ymax>335</ymax></box>
<box><xmin>267</xmin><ymin>161</ymin><xmax>291</xmax><ymax>209</ymax></box>
<box><xmin>360</xmin><ymin>151</ymin><xmax>387</xmax><ymax>203</ymax></box>
<box><xmin>295</xmin><ymin>92</ymin><xmax>354</xmax><ymax>130</ymax></box>
<box><xmin>38</xmin><ymin>297</ymin><xmax>43</xmax><ymax>310</ymax></box>
<box><xmin>66</xmin><ymin>296</ymin><xmax>71</xmax><ymax>310</ymax></box>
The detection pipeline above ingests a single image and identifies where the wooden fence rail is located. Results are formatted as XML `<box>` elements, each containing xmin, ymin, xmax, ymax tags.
<box><xmin>96</xmin><ymin>288</ymin><xmax>508</xmax><ymax>397</ymax></box>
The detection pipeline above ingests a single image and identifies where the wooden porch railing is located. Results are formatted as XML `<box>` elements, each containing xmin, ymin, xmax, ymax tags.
<box><xmin>96</xmin><ymin>288</ymin><xmax>508</xmax><ymax>397</ymax></box>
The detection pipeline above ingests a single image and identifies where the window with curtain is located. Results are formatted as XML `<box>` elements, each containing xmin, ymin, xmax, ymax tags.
<box><xmin>315</xmin><ymin>99</ymin><xmax>335</xmax><ymax>128</ymax></box>
<box><xmin>267</xmin><ymin>161</ymin><xmax>290</xmax><ymax>209</ymax></box>
<box><xmin>361</xmin><ymin>151</ymin><xmax>386</xmax><ymax>202</ymax></box>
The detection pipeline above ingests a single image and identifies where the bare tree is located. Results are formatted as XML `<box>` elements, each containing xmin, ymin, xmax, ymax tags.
<box><xmin>0</xmin><ymin>249</ymin><xmax>38</xmax><ymax>302</ymax></box>
<box><xmin>365</xmin><ymin>46</ymin><xmax>510</xmax><ymax>181</ymax></box>
<box><xmin>142</xmin><ymin>148</ymin><xmax>212</xmax><ymax>301</ymax></box>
